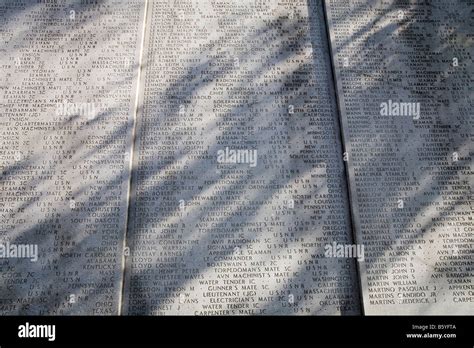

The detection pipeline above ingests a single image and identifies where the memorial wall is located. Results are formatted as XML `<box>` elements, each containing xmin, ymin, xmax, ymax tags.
<box><xmin>0</xmin><ymin>0</ymin><xmax>472</xmax><ymax>316</ymax></box>
<box><xmin>0</xmin><ymin>0</ymin><xmax>145</xmax><ymax>314</ymax></box>
<box><xmin>325</xmin><ymin>0</ymin><xmax>473</xmax><ymax>314</ymax></box>
<box><xmin>123</xmin><ymin>0</ymin><xmax>360</xmax><ymax>315</ymax></box>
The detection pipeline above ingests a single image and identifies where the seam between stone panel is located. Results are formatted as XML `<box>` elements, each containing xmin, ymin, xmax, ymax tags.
<box><xmin>118</xmin><ymin>0</ymin><xmax>149</xmax><ymax>316</ymax></box>
<box><xmin>321</xmin><ymin>0</ymin><xmax>366</xmax><ymax>315</ymax></box>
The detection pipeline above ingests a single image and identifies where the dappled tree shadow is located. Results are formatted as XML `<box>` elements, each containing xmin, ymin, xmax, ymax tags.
<box><xmin>123</xmin><ymin>0</ymin><xmax>360</xmax><ymax>315</ymax></box>
<box><xmin>0</xmin><ymin>0</ymin><xmax>471</xmax><ymax>316</ymax></box>
<box><xmin>324</xmin><ymin>0</ymin><xmax>473</xmax><ymax>314</ymax></box>
<box><xmin>0</xmin><ymin>0</ymin><xmax>144</xmax><ymax>314</ymax></box>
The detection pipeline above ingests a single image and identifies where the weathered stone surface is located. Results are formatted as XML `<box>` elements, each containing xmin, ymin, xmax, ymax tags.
<box><xmin>2</xmin><ymin>0</ymin><xmax>471</xmax><ymax>316</ymax></box>
<box><xmin>0</xmin><ymin>0</ymin><xmax>145</xmax><ymax>314</ymax></box>
<box><xmin>122</xmin><ymin>0</ymin><xmax>360</xmax><ymax>315</ymax></box>
<box><xmin>325</xmin><ymin>0</ymin><xmax>473</xmax><ymax>314</ymax></box>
